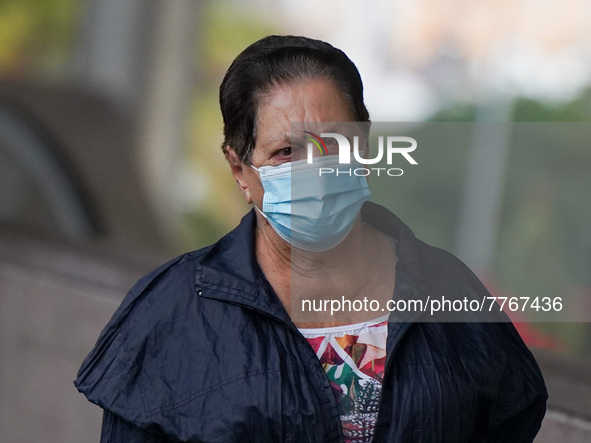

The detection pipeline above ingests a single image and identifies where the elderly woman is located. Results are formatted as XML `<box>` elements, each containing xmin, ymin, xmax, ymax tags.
<box><xmin>75</xmin><ymin>35</ymin><xmax>547</xmax><ymax>442</ymax></box>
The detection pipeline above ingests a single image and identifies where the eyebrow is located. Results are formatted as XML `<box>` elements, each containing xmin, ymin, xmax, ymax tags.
<box><xmin>259</xmin><ymin>132</ymin><xmax>292</xmax><ymax>149</ymax></box>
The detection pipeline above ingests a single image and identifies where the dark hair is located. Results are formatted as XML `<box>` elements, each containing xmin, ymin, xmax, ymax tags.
<box><xmin>219</xmin><ymin>35</ymin><xmax>370</xmax><ymax>162</ymax></box>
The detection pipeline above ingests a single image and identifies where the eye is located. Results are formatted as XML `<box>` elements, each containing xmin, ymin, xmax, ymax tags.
<box><xmin>323</xmin><ymin>138</ymin><xmax>340</xmax><ymax>155</ymax></box>
<box><xmin>272</xmin><ymin>147</ymin><xmax>292</xmax><ymax>160</ymax></box>
<box><xmin>272</xmin><ymin>145</ymin><xmax>306</xmax><ymax>163</ymax></box>
<box><xmin>275</xmin><ymin>147</ymin><xmax>291</xmax><ymax>156</ymax></box>
<box><xmin>267</xmin><ymin>147</ymin><xmax>292</xmax><ymax>165</ymax></box>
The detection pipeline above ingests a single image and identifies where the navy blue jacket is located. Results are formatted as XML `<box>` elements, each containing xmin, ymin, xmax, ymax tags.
<box><xmin>75</xmin><ymin>202</ymin><xmax>547</xmax><ymax>442</ymax></box>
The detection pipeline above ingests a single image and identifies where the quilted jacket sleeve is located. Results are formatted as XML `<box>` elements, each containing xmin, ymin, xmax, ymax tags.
<box><xmin>488</xmin><ymin>395</ymin><xmax>547</xmax><ymax>442</ymax></box>
<box><xmin>100</xmin><ymin>410</ymin><xmax>174</xmax><ymax>443</ymax></box>
<box><xmin>486</xmin><ymin>332</ymin><xmax>548</xmax><ymax>442</ymax></box>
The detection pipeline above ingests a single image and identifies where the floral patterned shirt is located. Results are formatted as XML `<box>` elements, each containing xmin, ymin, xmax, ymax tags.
<box><xmin>299</xmin><ymin>315</ymin><xmax>389</xmax><ymax>443</ymax></box>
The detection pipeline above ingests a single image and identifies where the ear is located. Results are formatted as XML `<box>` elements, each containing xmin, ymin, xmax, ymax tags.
<box><xmin>225</xmin><ymin>147</ymin><xmax>253</xmax><ymax>204</ymax></box>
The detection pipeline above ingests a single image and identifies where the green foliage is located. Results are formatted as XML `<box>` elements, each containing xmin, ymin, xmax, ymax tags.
<box><xmin>0</xmin><ymin>0</ymin><xmax>81</xmax><ymax>79</ymax></box>
<box><xmin>179</xmin><ymin>2</ymin><xmax>280</xmax><ymax>250</ymax></box>
<box><xmin>426</xmin><ymin>92</ymin><xmax>591</xmax><ymax>357</ymax></box>
<box><xmin>431</xmin><ymin>88</ymin><xmax>591</xmax><ymax>122</ymax></box>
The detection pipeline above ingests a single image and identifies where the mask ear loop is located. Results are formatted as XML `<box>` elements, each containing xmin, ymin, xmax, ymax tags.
<box><xmin>253</xmin><ymin>204</ymin><xmax>268</xmax><ymax>219</ymax></box>
<box><xmin>249</xmin><ymin>164</ymin><xmax>268</xmax><ymax>218</ymax></box>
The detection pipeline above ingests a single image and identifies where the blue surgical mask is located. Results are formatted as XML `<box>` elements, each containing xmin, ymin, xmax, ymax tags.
<box><xmin>251</xmin><ymin>155</ymin><xmax>371</xmax><ymax>252</ymax></box>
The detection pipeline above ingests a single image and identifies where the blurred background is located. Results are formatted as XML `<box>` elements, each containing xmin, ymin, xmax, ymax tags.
<box><xmin>0</xmin><ymin>0</ymin><xmax>589</xmax><ymax>441</ymax></box>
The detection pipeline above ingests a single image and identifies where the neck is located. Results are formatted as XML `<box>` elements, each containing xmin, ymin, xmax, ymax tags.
<box><xmin>255</xmin><ymin>212</ymin><xmax>396</xmax><ymax>326</ymax></box>
<box><xmin>254</xmin><ymin>215</ymin><xmax>292</xmax><ymax>295</ymax></box>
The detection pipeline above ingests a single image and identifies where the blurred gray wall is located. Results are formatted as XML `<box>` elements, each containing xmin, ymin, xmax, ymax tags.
<box><xmin>0</xmin><ymin>227</ymin><xmax>165</xmax><ymax>442</ymax></box>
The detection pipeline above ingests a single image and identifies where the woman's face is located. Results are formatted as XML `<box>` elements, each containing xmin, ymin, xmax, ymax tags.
<box><xmin>229</xmin><ymin>78</ymin><xmax>355</xmax><ymax>208</ymax></box>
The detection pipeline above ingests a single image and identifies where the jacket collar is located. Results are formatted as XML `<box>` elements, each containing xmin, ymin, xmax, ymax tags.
<box><xmin>196</xmin><ymin>202</ymin><xmax>426</xmax><ymax>329</ymax></box>
<box><xmin>196</xmin><ymin>209</ymin><xmax>293</xmax><ymax>325</ymax></box>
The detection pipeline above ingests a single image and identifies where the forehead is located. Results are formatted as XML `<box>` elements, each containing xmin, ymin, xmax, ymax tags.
<box><xmin>254</xmin><ymin>79</ymin><xmax>354</xmax><ymax>150</ymax></box>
